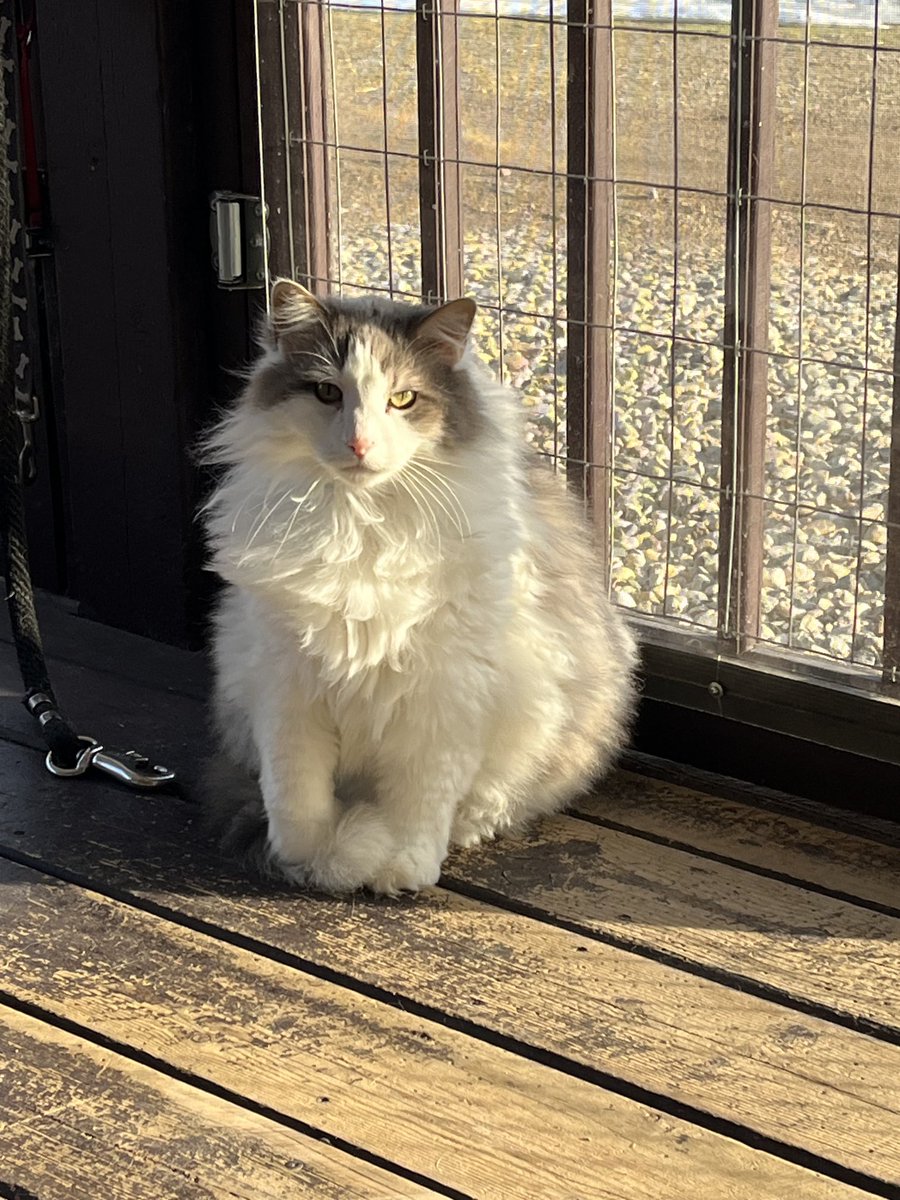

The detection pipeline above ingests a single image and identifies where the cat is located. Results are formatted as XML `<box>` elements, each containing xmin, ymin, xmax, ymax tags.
<box><xmin>201</xmin><ymin>279</ymin><xmax>638</xmax><ymax>895</ymax></box>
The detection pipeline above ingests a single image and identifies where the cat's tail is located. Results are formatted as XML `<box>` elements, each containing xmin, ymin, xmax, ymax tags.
<box><xmin>201</xmin><ymin>754</ymin><xmax>271</xmax><ymax>877</ymax></box>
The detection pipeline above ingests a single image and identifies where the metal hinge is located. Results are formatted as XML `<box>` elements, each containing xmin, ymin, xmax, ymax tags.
<box><xmin>209</xmin><ymin>191</ymin><xmax>267</xmax><ymax>290</ymax></box>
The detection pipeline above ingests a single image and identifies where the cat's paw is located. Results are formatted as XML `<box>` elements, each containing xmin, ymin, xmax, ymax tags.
<box><xmin>450</xmin><ymin>811</ymin><xmax>501</xmax><ymax>849</ymax></box>
<box><xmin>272</xmin><ymin>805</ymin><xmax>396</xmax><ymax>894</ymax></box>
<box><xmin>367</xmin><ymin>844</ymin><xmax>443</xmax><ymax>897</ymax></box>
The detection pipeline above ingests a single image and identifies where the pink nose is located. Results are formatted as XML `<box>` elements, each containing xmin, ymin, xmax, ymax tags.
<box><xmin>347</xmin><ymin>435</ymin><xmax>373</xmax><ymax>460</ymax></box>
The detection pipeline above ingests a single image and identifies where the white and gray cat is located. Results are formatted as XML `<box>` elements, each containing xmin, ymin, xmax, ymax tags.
<box><xmin>202</xmin><ymin>280</ymin><xmax>637</xmax><ymax>895</ymax></box>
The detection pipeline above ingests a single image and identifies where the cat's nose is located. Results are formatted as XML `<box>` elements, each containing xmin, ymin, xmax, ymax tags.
<box><xmin>347</xmin><ymin>435</ymin><xmax>373</xmax><ymax>460</ymax></box>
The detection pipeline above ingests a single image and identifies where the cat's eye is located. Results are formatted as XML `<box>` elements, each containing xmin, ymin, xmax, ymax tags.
<box><xmin>389</xmin><ymin>390</ymin><xmax>417</xmax><ymax>410</ymax></box>
<box><xmin>314</xmin><ymin>381</ymin><xmax>342</xmax><ymax>405</ymax></box>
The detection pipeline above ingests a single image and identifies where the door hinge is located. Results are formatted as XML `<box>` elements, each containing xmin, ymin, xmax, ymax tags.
<box><xmin>209</xmin><ymin>191</ymin><xmax>267</xmax><ymax>290</ymax></box>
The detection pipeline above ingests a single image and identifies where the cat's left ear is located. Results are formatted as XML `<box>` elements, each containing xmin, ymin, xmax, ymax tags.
<box><xmin>413</xmin><ymin>298</ymin><xmax>476</xmax><ymax>365</ymax></box>
<box><xmin>270</xmin><ymin>278</ymin><xmax>327</xmax><ymax>339</ymax></box>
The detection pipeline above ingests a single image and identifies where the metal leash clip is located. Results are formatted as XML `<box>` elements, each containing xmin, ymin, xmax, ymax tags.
<box><xmin>45</xmin><ymin>735</ymin><xmax>176</xmax><ymax>789</ymax></box>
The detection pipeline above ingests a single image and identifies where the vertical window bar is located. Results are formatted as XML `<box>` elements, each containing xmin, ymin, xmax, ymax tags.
<box><xmin>278</xmin><ymin>0</ymin><xmax>304</xmax><ymax>283</ymax></box>
<box><xmin>883</xmin><ymin>232</ymin><xmax>900</xmax><ymax>693</ymax></box>
<box><xmin>379</xmin><ymin>3</ymin><xmax>395</xmax><ymax>295</ymax></box>
<box><xmin>566</xmin><ymin>0</ymin><xmax>614</xmax><ymax>583</ymax></box>
<box><xmin>416</xmin><ymin>1</ymin><xmax>463</xmax><ymax>303</ymax></box>
<box><xmin>549</xmin><ymin>1</ymin><xmax>560</xmax><ymax>469</ymax></box>
<box><xmin>494</xmin><ymin>6</ymin><xmax>505</xmax><ymax>379</ymax></box>
<box><xmin>298</xmin><ymin>0</ymin><xmax>331</xmax><ymax>291</ymax></box>
<box><xmin>254</xmin><ymin>3</ymin><xmax>290</xmax><ymax>281</ymax></box>
<box><xmin>663</xmin><ymin>10</ymin><xmax>679</xmax><ymax>616</ymax></box>
<box><xmin>852</xmin><ymin>6</ymin><xmax>881</xmax><ymax>666</ymax></box>
<box><xmin>717</xmin><ymin>0</ymin><xmax>776</xmax><ymax>652</ymax></box>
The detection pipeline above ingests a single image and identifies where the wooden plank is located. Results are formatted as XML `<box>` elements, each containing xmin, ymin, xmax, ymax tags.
<box><xmin>0</xmin><ymin>859</ymin><xmax>870</xmax><ymax>1200</ymax></box>
<box><xmin>583</xmin><ymin>769</ymin><xmax>900</xmax><ymax>910</ymax></box>
<box><xmin>445</xmin><ymin>813</ymin><xmax>900</xmax><ymax>1032</ymax></box>
<box><xmin>0</xmin><ymin>646</ymin><xmax>208</xmax><ymax>783</ymax></box>
<box><xmin>0</xmin><ymin>1006</ymin><xmax>435</xmax><ymax>1200</ymax></box>
<box><xmin>623</xmin><ymin>751</ymin><xmax>900</xmax><ymax>850</ymax></box>
<box><xmin>129</xmin><ymin>880</ymin><xmax>900</xmax><ymax>1184</ymax></box>
<box><xmin>0</xmin><ymin>748</ymin><xmax>897</xmax><ymax>1186</ymax></box>
<box><xmin>0</xmin><ymin>634</ymin><xmax>897</xmax><ymax>1034</ymax></box>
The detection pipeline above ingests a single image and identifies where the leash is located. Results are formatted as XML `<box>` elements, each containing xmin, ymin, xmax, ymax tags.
<box><xmin>0</xmin><ymin>9</ymin><xmax>174</xmax><ymax>791</ymax></box>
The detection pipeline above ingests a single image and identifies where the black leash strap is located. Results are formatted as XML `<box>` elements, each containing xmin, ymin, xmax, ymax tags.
<box><xmin>0</xmin><ymin>11</ymin><xmax>174</xmax><ymax>791</ymax></box>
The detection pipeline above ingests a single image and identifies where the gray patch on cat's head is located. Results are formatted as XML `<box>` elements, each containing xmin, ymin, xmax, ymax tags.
<box><xmin>252</xmin><ymin>285</ymin><xmax>485</xmax><ymax>450</ymax></box>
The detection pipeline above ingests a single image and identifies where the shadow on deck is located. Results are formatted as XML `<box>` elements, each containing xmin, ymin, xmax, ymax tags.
<box><xmin>1</xmin><ymin>597</ymin><xmax>898</xmax><ymax>1200</ymax></box>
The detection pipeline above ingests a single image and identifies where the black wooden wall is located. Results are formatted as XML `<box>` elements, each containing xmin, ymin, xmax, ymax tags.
<box><xmin>24</xmin><ymin>0</ymin><xmax>256</xmax><ymax>646</ymax></box>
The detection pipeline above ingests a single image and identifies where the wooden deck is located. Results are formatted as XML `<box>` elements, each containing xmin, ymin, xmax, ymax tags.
<box><xmin>1</xmin><ymin>600</ymin><xmax>899</xmax><ymax>1199</ymax></box>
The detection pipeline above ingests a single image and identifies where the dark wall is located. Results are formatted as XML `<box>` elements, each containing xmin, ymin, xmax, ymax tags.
<box><xmin>27</xmin><ymin>0</ymin><xmax>256</xmax><ymax>646</ymax></box>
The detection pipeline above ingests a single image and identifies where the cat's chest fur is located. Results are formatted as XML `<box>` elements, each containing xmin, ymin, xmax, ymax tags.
<box><xmin>218</xmin><ymin>469</ymin><xmax>497</xmax><ymax>686</ymax></box>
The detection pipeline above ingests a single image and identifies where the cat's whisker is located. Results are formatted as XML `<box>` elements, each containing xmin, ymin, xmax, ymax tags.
<box><xmin>406</xmin><ymin>462</ymin><xmax>470</xmax><ymax>539</ymax></box>
<box><xmin>299</xmin><ymin>351</ymin><xmax>338</xmax><ymax>372</ymax></box>
<box><xmin>408</xmin><ymin>457</ymin><xmax>468</xmax><ymax>517</ymax></box>
<box><xmin>398</xmin><ymin>472</ymin><xmax>442</xmax><ymax>553</ymax></box>
<box><xmin>407</xmin><ymin>475</ymin><xmax>465</xmax><ymax>540</ymax></box>
<box><xmin>228</xmin><ymin>490</ymin><xmax>255</xmax><ymax>536</ymax></box>
<box><xmin>413</xmin><ymin>454</ymin><xmax>477</xmax><ymax>494</ymax></box>
<box><xmin>315</xmin><ymin>315</ymin><xmax>341</xmax><ymax>361</ymax></box>
<box><xmin>290</xmin><ymin>477</ymin><xmax>323</xmax><ymax>508</ymax></box>
<box><xmin>238</xmin><ymin>481</ymin><xmax>277</xmax><ymax>545</ymax></box>
<box><xmin>395</xmin><ymin>472</ymin><xmax>434</xmax><ymax>542</ymax></box>
<box><xmin>404</xmin><ymin>467</ymin><xmax>460</xmax><ymax>545</ymax></box>
<box><xmin>408</xmin><ymin>458</ymin><xmax>465</xmax><ymax>530</ymax></box>
<box><xmin>239</xmin><ymin>487</ymin><xmax>294</xmax><ymax>563</ymax></box>
<box><xmin>272</xmin><ymin>497</ymin><xmax>305</xmax><ymax>563</ymax></box>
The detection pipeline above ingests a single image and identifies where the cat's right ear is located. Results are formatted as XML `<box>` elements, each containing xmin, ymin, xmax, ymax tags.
<box><xmin>412</xmin><ymin>297</ymin><xmax>477</xmax><ymax>366</ymax></box>
<box><xmin>269</xmin><ymin>278</ymin><xmax>327</xmax><ymax>340</ymax></box>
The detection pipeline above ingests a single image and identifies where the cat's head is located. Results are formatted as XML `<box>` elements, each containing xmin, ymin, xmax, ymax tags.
<box><xmin>246</xmin><ymin>280</ymin><xmax>482</xmax><ymax>486</ymax></box>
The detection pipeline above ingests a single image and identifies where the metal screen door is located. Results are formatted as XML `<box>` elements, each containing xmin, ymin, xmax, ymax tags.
<box><xmin>250</xmin><ymin>0</ymin><xmax>900</xmax><ymax>761</ymax></box>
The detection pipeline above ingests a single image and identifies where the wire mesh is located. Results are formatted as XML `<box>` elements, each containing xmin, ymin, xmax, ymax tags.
<box><xmin>257</xmin><ymin>0</ymin><xmax>900</xmax><ymax>687</ymax></box>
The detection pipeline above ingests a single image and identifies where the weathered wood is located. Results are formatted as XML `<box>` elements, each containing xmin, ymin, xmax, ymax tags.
<box><xmin>584</xmin><ymin>770</ymin><xmax>900</xmax><ymax>910</ymax></box>
<box><xmin>0</xmin><ymin>748</ymin><xmax>897</xmax><ymax>1184</ymax></box>
<box><xmin>0</xmin><ymin>646</ymin><xmax>208</xmax><ymax>783</ymax></box>
<box><xmin>622</xmin><ymin>751</ymin><xmax>900</xmax><ymax>850</ymax></box>
<box><xmin>4</xmin><ymin>682</ymin><xmax>897</xmax><ymax>1039</ymax></box>
<box><xmin>0</xmin><ymin>1006</ymin><xmax>435</xmax><ymax>1200</ymax></box>
<box><xmin>123</xmin><ymin>881</ymin><xmax>900</xmax><ymax>1184</ymax></box>
<box><xmin>445</xmin><ymin>815</ymin><xmax>900</xmax><ymax>1032</ymax></box>
<box><xmin>0</xmin><ymin>859</ymin><xmax>870</xmax><ymax>1200</ymax></box>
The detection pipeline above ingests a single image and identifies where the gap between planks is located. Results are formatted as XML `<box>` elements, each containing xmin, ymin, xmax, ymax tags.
<box><xmin>0</xmin><ymin>857</ymin><xmax>881</xmax><ymax>1200</ymax></box>
<box><xmin>1</xmin><ymin>754</ymin><xmax>899</xmax><ymax>1192</ymax></box>
<box><xmin>0</xmin><ymin>1005</ymin><xmax>443</xmax><ymax>1200</ymax></box>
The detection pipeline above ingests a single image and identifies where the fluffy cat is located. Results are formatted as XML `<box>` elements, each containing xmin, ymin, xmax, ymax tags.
<box><xmin>202</xmin><ymin>280</ymin><xmax>637</xmax><ymax>895</ymax></box>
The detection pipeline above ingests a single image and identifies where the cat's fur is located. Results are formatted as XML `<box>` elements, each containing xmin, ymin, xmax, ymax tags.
<box><xmin>202</xmin><ymin>280</ymin><xmax>638</xmax><ymax>895</ymax></box>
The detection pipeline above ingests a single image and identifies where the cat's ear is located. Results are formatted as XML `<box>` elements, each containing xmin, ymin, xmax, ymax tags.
<box><xmin>413</xmin><ymin>298</ymin><xmax>476</xmax><ymax>365</ymax></box>
<box><xmin>269</xmin><ymin>278</ymin><xmax>327</xmax><ymax>339</ymax></box>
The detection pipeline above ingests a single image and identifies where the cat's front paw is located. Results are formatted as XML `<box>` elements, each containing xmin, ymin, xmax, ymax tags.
<box><xmin>450</xmin><ymin>812</ymin><xmax>500</xmax><ymax>849</ymax></box>
<box><xmin>271</xmin><ymin>805</ymin><xmax>396</xmax><ymax>894</ymax></box>
<box><xmin>367</xmin><ymin>844</ymin><xmax>443</xmax><ymax>897</ymax></box>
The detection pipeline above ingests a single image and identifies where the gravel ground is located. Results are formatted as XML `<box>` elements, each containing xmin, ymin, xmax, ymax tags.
<box><xmin>319</xmin><ymin>12</ymin><xmax>900</xmax><ymax>672</ymax></box>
